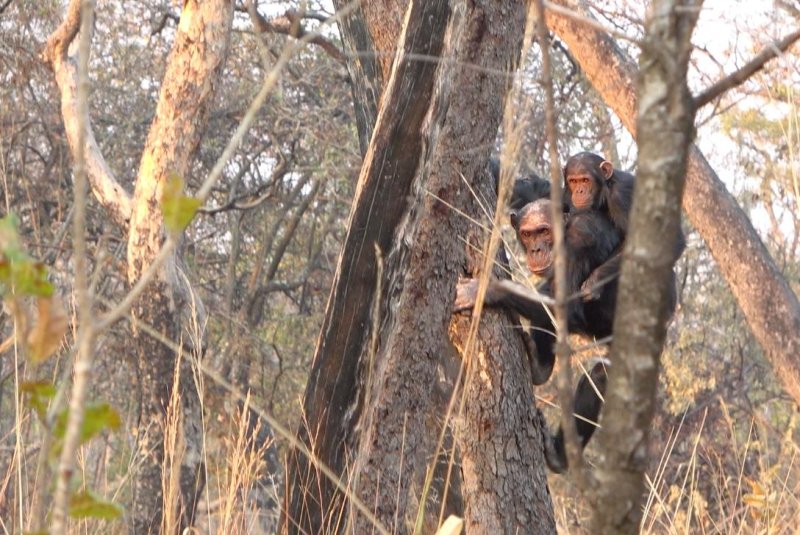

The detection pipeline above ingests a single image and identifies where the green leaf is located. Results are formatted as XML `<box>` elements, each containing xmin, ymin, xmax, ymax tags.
<box><xmin>69</xmin><ymin>490</ymin><xmax>124</xmax><ymax>519</ymax></box>
<box><xmin>53</xmin><ymin>403</ymin><xmax>122</xmax><ymax>455</ymax></box>
<box><xmin>7</xmin><ymin>260</ymin><xmax>54</xmax><ymax>297</ymax></box>
<box><xmin>0</xmin><ymin>213</ymin><xmax>21</xmax><ymax>251</ymax></box>
<box><xmin>161</xmin><ymin>172</ymin><xmax>201</xmax><ymax>234</ymax></box>
<box><xmin>0</xmin><ymin>214</ymin><xmax>53</xmax><ymax>297</ymax></box>
<box><xmin>20</xmin><ymin>380</ymin><xmax>56</xmax><ymax>420</ymax></box>
<box><xmin>80</xmin><ymin>403</ymin><xmax>122</xmax><ymax>441</ymax></box>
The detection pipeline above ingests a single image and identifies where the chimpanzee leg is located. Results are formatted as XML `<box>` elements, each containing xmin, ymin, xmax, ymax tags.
<box><xmin>544</xmin><ymin>359</ymin><xmax>609</xmax><ymax>473</ymax></box>
<box><xmin>528</xmin><ymin>327</ymin><xmax>555</xmax><ymax>385</ymax></box>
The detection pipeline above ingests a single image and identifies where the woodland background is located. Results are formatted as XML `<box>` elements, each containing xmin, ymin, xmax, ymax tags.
<box><xmin>0</xmin><ymin>0</ymin><xmax>799</xmax><ymax>533</ymax></box>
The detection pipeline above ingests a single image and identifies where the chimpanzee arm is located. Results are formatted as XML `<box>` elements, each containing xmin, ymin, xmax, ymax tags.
<box><xmin>565</xmin><ymin>214</ymin><xmax>621</xmax><ymax>299</ymax></box>
<box><xmin>582</xmin><ymin>225</ymin><xmax>685</xmax><ymax>302</ymax></box>
<box><xmin>454</xmin><ymin>278</ymin><xmax>555</xmax><ymax>324</ymax></box>
<box><xmin>454</xmin><ymin>278</ymin><xmax>558</xmax><ymax>384</ymax></box>
<box><xmin>581</xmin><ymin>249</ymin><xmax>622</xmax><ymax>301</ymax></box>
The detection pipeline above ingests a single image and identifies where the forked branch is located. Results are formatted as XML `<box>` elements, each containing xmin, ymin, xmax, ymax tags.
<box><xmin>41</xmin><ymin>0</ymin><xmax>132</xmax><ymax>228</ymax></box>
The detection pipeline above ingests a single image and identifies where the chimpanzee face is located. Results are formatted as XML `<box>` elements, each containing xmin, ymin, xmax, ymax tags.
<box><xmin>511</xmin><ymin>200</ymin><xmax>553</xmax><ymax>276</ymax></box>
<box><xmin>566</xmin><ymin>172</ymin><xmax>597</xmax><ymax>209</ymax></box>
<box><xmin>563</xmin><ymin>152</ymin><xmax>615</xmax><ymax>211</ymax></box>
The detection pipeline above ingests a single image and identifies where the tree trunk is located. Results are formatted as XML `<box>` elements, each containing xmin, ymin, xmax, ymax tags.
<box><xmin>44</xmin><ymin>0</ymin><xmax>232</xmax><ymax>531</ymax></box>
<box><xmin>330</xmin><ymin>0</ymin><xmax>386</xmax><ymax>155</ymax></box>
<box><xmin>330</xmin><ymin>0</ymin><xmax>409</xmax><ymax>154</ymax></box>
<box><xmin>450</xmin><ymin>179</ymin><xmax>556</xmax><ymax>534</ymax></box>
<box><xmin>589</xmin><ymin>1</ymin><xmax>699</xmax><ymax>532</ymax></box>
<box><xmin>284</xmin><ymin>0</ymin><xmax>548</xmax><ymax>533</ymax></box>
<box><xmin>546</xmin><ymin>0</ymin><xmax>800</xmax><ymax>406</ymax></box>
<box><xmin>126</xmin><ymin>1</ymin><xmax>233</xmax><ymax>532</ymax></box>
<box><xmin>284</xmin><ymin>2</ymin><xmax>452</xmax><ymax>531</ymax></box>
<box><xmin>348</xmin><ymin>1</ymin><xmax>533</xmax><ymax>529</ymax></box>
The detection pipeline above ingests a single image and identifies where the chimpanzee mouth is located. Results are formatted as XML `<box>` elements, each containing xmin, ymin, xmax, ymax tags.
<box><xmin>527</xmin><ymin>250</ymin><xmax>552</xmax><ymax>276</ymax></box>
<box><xmin>572</xmin><ymin>196</ymin><xmax>593</xmax><ymax>209</ymax></box>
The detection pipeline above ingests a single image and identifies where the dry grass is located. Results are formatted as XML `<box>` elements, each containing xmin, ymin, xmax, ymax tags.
<box><xmin>548</xmin><ymin>395</ymin><xmax>800</xmax><ymax>535</ymax></box>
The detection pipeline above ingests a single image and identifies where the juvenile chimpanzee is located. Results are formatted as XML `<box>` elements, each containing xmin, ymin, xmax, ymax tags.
<box><xmin>454</xmin><ymin>196</ymin><xmax>620</xmax><ymax>472</ymax></box>
<box><xmin>563</xmin><ymin>152</ymin><xmax>634</xmax><ymax>234</ymax></box>
<box><xmin>563</xmin><ymin>151</ymin><xmax>686</xmax><ymax>300</ymax></box>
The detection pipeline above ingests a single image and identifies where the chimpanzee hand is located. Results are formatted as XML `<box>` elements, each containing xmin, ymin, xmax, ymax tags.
<box><xmin>453</xmin><ymin>278</ymin><xmax>480</xmax><ymax>312</ymax></box>
<box><xmin>580</xmin><ymin>272</ymin><xmax>603</xmax><ymax>302</ymax></box>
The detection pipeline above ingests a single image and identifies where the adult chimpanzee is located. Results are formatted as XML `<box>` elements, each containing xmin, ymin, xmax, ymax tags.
<box><xmin>454</xmin><ymin>195</ymin><xmax>622</xmax><ymax>472</ymax></box>
<box><xmin>509</xmin><ymin>174</ymin><xmax>553</xmax><ymax>212</ymax></box>
<box><xmin>489</xmin><ymin>157</ymin><xmax>553</xmax><ymax>212</ymax></box>
<box><xmin>455</xmin><ymin>196</ymin><xmax>622</xmax><ymax>383</ymax></box>
<box><xmin>563</xmin><ymin>151</ymin><xmax>686</xmax><ymax>300</ymax></box>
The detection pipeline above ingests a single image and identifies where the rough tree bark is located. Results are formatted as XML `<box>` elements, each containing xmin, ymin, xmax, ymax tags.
<box><xmin>44</xmin><ymin>0</ymin><xmax>233</xmax><ymax>531</ymax></box>
<box><xmin>546</xmin><ymin>1</ymin><xmax>800</xmax><ymax>406</ymax></box>
<box><xmin>329</xmin><ymin>0</ymin><xmax>384</xmax><ymax>155</ymax></box>
<box><xmin>284</xmin><ymin>0</ymin><xmax>549</xmax><ymax>533</ymax></box>
<box><xmin>284</xmin><ymin>4</ymin><xmax>451</xmax><ymax>531</ymax></box>
<box><xmin>587</xmin><ymin>1</ymin><xmax>699</xmax><ymax>532</ymax></box>
<box><xmin>125</xmin><ymin>1</ymin><xmax>233</xmax><ymax>532</ymax></box>
<box><xmin>348</xmin><ymin>0</ymin><xmax>538</xmax><ymax>528</ymax></box>
<box><xmin>449</xmin><ymin>177</ymin><xmax>556</xmax><ymax>534</ymax></box>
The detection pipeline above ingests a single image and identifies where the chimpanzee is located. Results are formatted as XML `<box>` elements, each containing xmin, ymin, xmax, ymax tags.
<box><xmin>489</xmin><ymin>157</ymin><xmax>554</xmax><ymax>212</ymax></box>
<box><xmin>545</xmin><ymin>358</ymin><xmax>608</xmax><ymax>473</ymax></box>
<box><xmin>455</xmin><ymin>196</ymin><xmax>622</xmax><ymax>383</ymax></box>
<box><xmin>510</xmin><ymin>174</ymin><xmax>553</xmax><ymax>212</ymax></box>
<box><xmin>563</xmin><ymin>152</ymin><xmax>635</xmax><ymax>234</ymax></box>
<box><xmin>454</xmin><ymin>195</ymin><xmax>621</xmax><ymax>472</ymax></box>
<box><xmin>563</xmin><ymin>151</ymin><xmax>686</xmax><ymax>300</ymax></box>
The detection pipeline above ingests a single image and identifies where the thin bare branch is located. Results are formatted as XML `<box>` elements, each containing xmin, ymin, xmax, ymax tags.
<box><xmin>245</xmin><ymin>5</ymin><xmax>345</xmax><ymax>64</ymax></box>
<box><xmin>777</xmin><ymin>0</ymin><xmax>800</xmax><ymax>19</ymax></box>
<box><xmin>533</xmin><ymin>0</ymin><xmax>587</xmax><ymax>484</ymax></box>
<box><xmin>695</xmin><ymin>29</ymin><xmax>800</xmax><ymax>108</ymax></box>
<box><xmin>50</xmin><ymin>1</ymin><xmax>96</xmax><ymax>532</ymax></box>
<box><xmin>41</xmin><ymin>0</ymin><xmax>132</xmax><ymax>228</ymax></box>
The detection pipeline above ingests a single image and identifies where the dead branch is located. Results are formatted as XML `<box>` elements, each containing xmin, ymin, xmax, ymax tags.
<box><xmin>241</xmin><ymin>5</ymin><xmax>345</xmax><ymax>64</ymax></box>
<box><xmin>695</xmin><ymin>29</ymin><xmax>800</xmax><ymax>108</ymax></box>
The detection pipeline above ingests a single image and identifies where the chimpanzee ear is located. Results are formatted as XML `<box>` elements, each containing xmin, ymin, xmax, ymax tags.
<box><xmin>510</xmin><ymin>210</ymin><xmax>519</xmax><ymax>229</ymax></box>
<box><xmin>599</xmin><ymin>160</ymin><xmax>614</xmax><ymax>180</ymax></box>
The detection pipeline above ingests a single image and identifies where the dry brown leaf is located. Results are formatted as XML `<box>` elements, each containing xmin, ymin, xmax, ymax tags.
<box><xmin>27</xmin><ymin>295</ymin><xmax>68</xmax><ymax>362</ymax></box>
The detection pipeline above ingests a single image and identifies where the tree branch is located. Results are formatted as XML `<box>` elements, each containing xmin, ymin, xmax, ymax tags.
<box><xmin>243</xmin><ymin>6</ymin><xmax>345</xmax><ymax>64</ymax></box>
<box><xmin>695</xmin><ymin>29</ymin><xmax>800</xmax><ymax>108</ymax></box>
<box><xmin>41</xmin><ymin>0</ymin><xmax>132</xmax><ymax>229</ymax></box>
<box><xmin>590</xmin><ymin>0</ymin><xmax>700</xmax><ymax>530</ymax></box>
<box><xmin>533</xmin><ymin>0</ymin><xmax>587</xmax><ymax>484</ymax></box>
<box><xmin>50</xmin><ymin>0</ymin><xmax>97</xmax><ymax>531</ymax></box>
<box><xmin>546</xmin><ymin>0</ymin><xmax>800</xmax><ymax>408</ymax></box>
